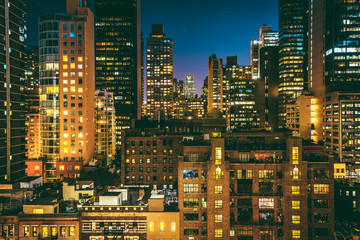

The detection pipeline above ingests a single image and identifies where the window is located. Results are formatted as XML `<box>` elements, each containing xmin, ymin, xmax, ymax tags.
<box><xmin>69</xmin><ymin>226</ymin><xmax>75</xmax><ymax>237</ymax></box>
<box><xmin>292</xmin><ymin>147</ymin><xmax>299</xmax><ymax>164</ymax></box>
<box><xmin>33</xmin><ymin>208</ymin><xmax>44</xmax><ymax>214</ymax></box>
<box><xmin>215</xmin><ymin>147</ymin><xmax>222</xmax><ymax>164</ymax></box>
<box><xmin>292</xmin><ymin>186</ymin><xmax>300</xmax><ymax>194</ymax></box>
<box><xmin>201</xmin><ymin>198</ymin><xmax>207</xmax><ymax>208</ymax></box>
<box><xmin>160</xmin><ymin>222</ymin><xmax>165</xmax><ymax>232</ymax></box>
<box><xmin>215</xmin><ymin>215</ymin><xmax>223</xmax><ymax>223</ymax></box>
<box><xmin>184</xmin><ymin>184</ymin><xmax>199</xmax><ymax>193</ymax></box>
<box><xmin>259</xmin><ymin>198</ymin><xmax>274</xmax><ymax>209</ymax></box>
<box><xmin>314</xmin><ymin>184</ymin><xmax>329</xmax><ymax>194</ymax></box>
<box><xmin>149</xmin><ymin>222</ymin><xmax>154</xmax><ymax>232</ymax></box>
<box><xmin>215</xmin><ymin>200</ymin><xmax>223</xmax><ymax>208</ymax></box>
<box><xmin>214</xmin><ymin>167</ymin><xmax>224</xmax><ymax>179</ymax></box>
<box><xmin>60</xmin><ymin>227</ymin><xmax>66</xmax><ymax>237</ymax></box>
<box><xmin>215</xmin><ymin>229</ymin><xmax>223</xmax><ymax>238</ymax></box>
<box><xmin>292</xmin><ymin>230</ymin><xmax>300</xmax><ymax>239</ymax></box>
<box><xmin>259</xmin><ymin>170</ymin><xmax>274</xmax><ymax>179</ymax></box>
<box><xmin>63</xmin><ymin>23</ymin><xmax>67</xmax><ymax>30</ymax></box>
<box><xmin>237</xmin><ymin>169</ymin><xmax>253</xmax><ymax>179</ymax></box>
<box><xmin>42</xmin><ymin>226</ymin><xmax>48</xmax><ymax>237</ymax></box>
<box><xmin>292</xmin><ymin>201</ymin><xmax>300</xmax><ymax>210</ymax></box>
<box><xmin>24</xmin><ymin>226</ymin><xmax>30</xmax><ymax>237</ymax></box>
<box><xmin>184</xmin><ymin>198</ymin><xmax>199</xmax><ymax>208</ymax></box>
<box><xmin>171</xmin><ymin>222</ymin><xmax>176</xmax><ymax>232</ymax></box>
<box><xmin>292</xmin><ymin>215</ymin><xmax>300</xmax><ymax>224</ymax></box>
<box><xmin>32</xmin><ymin>226</ymin><xmax>39</xmax><ymax>237</ymax></box>
<box><xmin>215</xmin><ymin>185</ymin><xmax>223</xmax><ymax>194</ymax></box>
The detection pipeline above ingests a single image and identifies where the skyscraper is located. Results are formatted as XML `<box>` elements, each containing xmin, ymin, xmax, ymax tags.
<box><xmin>184</xmin><ymin>74</ymin><xmax>196</xmax><ymax>99</ymax></box>
<box><xmin>39</xmin><ymin>0</ymin><xmax>95</xmax><ymax>180</ymax></box>
<box><xmin>255</xmin><ymin>44</ymin><xmax>279</xmax><ymax>130</ymax></box>
<box><xmin>24</xmin><ymin>47</ymin><xmax>41</xmax><ymax>160</ymax></box>
<box><xmin>208</xmin><ymin>54</ymin><xmax>223</xmax><ymax>113</ymax></box>
<box><xmin>324</xmin><ymin>0</ymin><xmax>360</xmax><ymax>177</ymax></box>
<box><xmin>0</xmin><ymin>0</ymin><xmax>27</xmax><ymax>182</ymax></box>
<box><xmin>95</xmin><ymin>0</ymin><xmax>141</xmax><ymax>146</ymax></box>
<box><xmin>278</xmin><ymin>0</ymin><xmax>308</xmax><ymax>126</ymax></box>
<box><xmin>146</xmin><ymin>24</ymin><xmax>174</xmax><ymax>119</ymax></box>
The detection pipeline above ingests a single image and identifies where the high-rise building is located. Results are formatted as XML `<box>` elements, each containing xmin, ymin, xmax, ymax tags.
<box><xmin>95</xmin><ymin>90</ymin><xmax>116</xmax><ymax>167</ymax></box>
<box><xmin>184</xmin><ymin>74</ymin><xmax>196</xmax><ymax>99</ymax></box>
<box><xmin>278</xmin><ymin>0</ymin><xmax>308</xmax><ymax>126</ymax></box>
<box><xmin>24</xmin><ymin>47</ymin><xmax>41</xmax><ymax>160</ymax></box>
<box><xmin>0</xmin><ymin>0</ymin><xmax>27</xmax><ymax>182</ymax></box>
<box><xmin>39</xmin><ymin>0</ymin><xmax>95</xmax><ymax>180</ymax></box>
<box><xmin>95</xmin><ymin>0</ymin><xmax>141</xmax><ymax>146</ymax></box>
<box><xmin>251</xmin><ymin>25</ymin><xmax>279</xmax><ymax>80</ymax></box>
<box><xmin>250</xmin><ymin>39</ymin><xmax>260</xmax><ymax>79</ymax></box>
<box><xmin>324</xmin><ymin>0</ymin><xmax>360</xmax><ymax>177</ymax></box>
<box><xmin>227</xmin><ymin>61</ymin><xmax>258</xmax><ymax>129</ymax></box>
<box><xmin>208</xmin><ymin>55</ymin><xmax>223</xmax><ymax>113</ymax></box>
<box><xmin>255</xmin><ymin>45</ymin><xmax>279</xmax><ymax>130</ymax></box>
<box><xmin>146</xmin><ymin>24</ymin><xmax>174</xmax><ymax>119</ymax></box>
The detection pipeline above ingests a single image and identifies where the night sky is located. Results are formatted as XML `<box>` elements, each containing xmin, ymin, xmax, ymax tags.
<box><xmin>26</xmin><ymin>0</ymin><xmax>278</xmax><ymax>95</ymax></box>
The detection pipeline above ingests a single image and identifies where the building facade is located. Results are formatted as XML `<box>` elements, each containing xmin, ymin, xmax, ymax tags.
<box><xmin>0</xmin><ymin>0</ymin><xmax>27</xmax><ymax>182</ymax></box>
<box><xmin>95</xmin><ymin>90</ymin><xmax>116</xmax><ymax>167</ymax></box>
<box><xmin>184</xmin><ymin>74</ymin><xmax>196</xmax><ymax>99</ymax></box>
<box><xmin>278</xmin><ymin>0</ymin><xmax>308</xmax><ymax>127</ymax></box>
<box><xmin>146</xmin><ymin>24</ymin><xmax>174</xmax><ymax>120</ymax></box>
<box><xmin>39</xmin><ymin>0</ymin><xmax>95</xmax><ymax>181</ymax></box>
<box><xmin>95</xmin><ymin>0</ymin><xmax>141</xmax><ymax>146</ymax></box>
<box><xmin>207</xmin><ymin>55</ymin><xmax>223</xmax><ymax>113</ymax></box>
<box><xmin>178</xmin><ymin>132</ymin><xmax>334</xmax><ymax>240</ymax></box>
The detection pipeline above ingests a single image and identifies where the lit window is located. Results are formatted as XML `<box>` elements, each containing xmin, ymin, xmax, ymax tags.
<box><xmin>215</xmin><ymin>229</ymin><xmax>223</xmax><ymax>238</ymax></box>
<box><xmin>160</xmin><ymin>222</ymin><xmax>165</xmax><ymax>232</ymax></box>
<box><xmin>215</xmin><ymin>200</ymin><xmax>223</xmax><ymax>208</ymax></box>
<box><xmin>292</xmin><ymin>215</ymin><xmax>300</xmax><ymax>224</ymax></box>
<box><xmin>24</xmin><ymin>226</ymin><xmax>30</xmax><ymax>237</ymax></box>
<box><xmin>63</xmin><ymin>88</ymin><xmax>68</xmax><ymax>92</ymax></box>
<box><xmin>292</xmin><ymin>230</ymin><xmax>300</xmax><ymax>238</ymax></box>
<box><xmin>149</xmin><ymin>222</ymin><xmax>154</xmax><ymax>232</ymax></box>
<box><xmin>70</xmin><ymin>63</ymin><xmax>75</xmax><ymax>69</ymax></box>
<box><xmin>171</xmin><ymin>222</ymin><xmax>176</xmax><ymax>232</ymax></box>
<box><xmin>34</xmin><ymin>166</ymin><xmax>40</xmax><ymax>171</ymax></box>
<box><xmin>63</xmin><ymin>111</ymin><xmax>68</xmax><ymax>115</ymax></box>
<box><xmin>78</xmin><ymin>64</ymin><xmax>83</xmax><ymax>69</ymax></box>
<box><xmin>33</xmin><ymin>208</ymin><xmax>44</xmax><ymax>214</ymax></box>
<box><xmin>292</xmin><ymin>186</ymin><xmax>300</xmax><ymax>194</ymax></box>
<box><xmin>59</xmin><ymin>165</ymin><xmax>65</xmax><ymax>170</ymax></box>
<box><xmin>63</xmin><ymin>64</ymin><xmax>68</xmax><ymax>69</ymax></box>
<box><xmin>69</xmin><ymin>226</ymin><xmax>75</xmax><ymax>237</ymax></box>
<box><xmin>63</xmin><ymin>56</ymin><xmax>68</xmax><ymax>62</ymax></box>
<box><xmin>215</xmin><ymin>215</ymin><xmax>223</xmax><ymax>223</ymax></box>
<box><xmin>78</xmin><ymin>57</ymin><xmax>83</xmax><ymax>62</ymax></box>
<box><xmin>292</xmin><ymin>147</ymin><xmax>299</xmax><ymax>164</ymax></box>
<box><xmin>63</xmin><ymin>72</ymin><xmax>68</xmax><ymax>77</ymax></box>
<box><xmin>292</xmin><ymin>201</ymin><xmax>300</xmax><ymax>210</ymax></box>
<box><xmin>75</xmin><ymin>166</ymin><xmax>80</xmax><ymax>170</ymax></box>
<box><xmin>314</xmin><ymin>184</ymin><xmax>329</xmax><ymax>194</ymax></box>
<box><xmin>42</xmin><ymin>227</ymin><xmax>48</xmax><ymax>237</ymax></box>
<box><xmin>215</xmin><ymin>186</ymin><xmax>223</xmax><ymax>194</ymax></box>
<box><xmin>215</xmin><ymin>147</ymin><xmax>222</xmax><ymax>164</ymax></box>
<box><xmin>78</xmin><ymin>87</ymin><xmax>83</xmax><ymax>93</ymax></box>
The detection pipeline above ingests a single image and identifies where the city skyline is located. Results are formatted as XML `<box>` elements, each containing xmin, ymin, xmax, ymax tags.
<box><xmin>26</xmin><ymin>0</ymin><xmax>278</xmax><ymax>95</ymax></box>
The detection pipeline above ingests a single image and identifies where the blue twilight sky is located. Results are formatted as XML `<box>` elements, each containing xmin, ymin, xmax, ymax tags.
<box><xmin>26</xmin><ymin>0</ymin><xmax>278</xmax><ymax>95</ymax></box>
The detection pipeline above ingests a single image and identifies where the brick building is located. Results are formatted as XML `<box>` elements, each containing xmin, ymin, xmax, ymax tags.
<box><xmin>178</xmin><ymin>132</ymin><xmax>334</xmax><ymax>239</ymax></box>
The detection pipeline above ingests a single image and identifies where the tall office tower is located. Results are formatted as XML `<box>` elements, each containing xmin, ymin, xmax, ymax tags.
<box><xmin>173</xmin><ymin>78</ymin><xmax>178</xmax><ymax>98</ymax></box>
<box><xmin>324</xmin><ymin>0</ymin><xmax>360</xmax><ymax>177</ymax></box>
<box><xmin>251</xmin><ymin>25</ymin><xmax>279</xmax><ymax>80</ymax></box>
<box><xmin>208</xmin><ymin>54</ymin><xmax>223</xmax><ymax>113</ymax></box>
<box><xmin>201</xmin><ymin>77</ymin><xmax>208</xmax><ymax>112</ymax></box>
<box><xmin>39</xmin><ymin>0</ymin><xmax>95</xmax><ymax>181</ymax></box>
<box><xmin>250</xmin><ymin>39</ymin><xmax>260</xmax><ymax>79</ymax></box>
<box><xmin>95</xmin><ymin>90</ymin><xmax>116</xmax><ymax>167</ymax></box>
<box><xmin>95</xmin><ymin>0</ymin><xmax>141</xmax><ymax>146</ymax></box>
<box><xmin>278</xmin><ymin>0</ymin><xmax>308</xmax><ymax>127</ymax></box>
<box><xmin>24</xmin><ymin>48</ymin><xmax>41</xmax><ymax>160</ymax></box>
<box><xmin>228</xmin><ymin>63</ymin><xmax>258</xmax><ymax>129</ymax></box>
<box><xmin>255</xmin><ymin>45</ymin><xmax>279</xmax><ymax>130</ymax></box>
<box><xmin>146</xmin><ymin>24</ymin><xmax>174</xmax><ymax>119</ymax></box>
<box><xmin>176</xmin><ymin>80</ymin><xmax>185</xmax><ymax>99</ymax></box>
<box><xmin>184</xmin><ymin>74</ymin><xmax>196</xmax><ymax>99</ymax></box>
<box><xmin>0</xmin><ymin>0</ymin><xmax>26</xmax><ymax>182</ymax></box>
